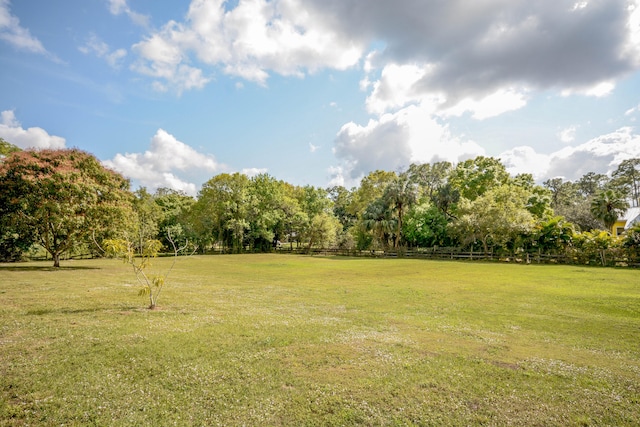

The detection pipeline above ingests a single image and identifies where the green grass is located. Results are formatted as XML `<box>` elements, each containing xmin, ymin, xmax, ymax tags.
<box><xmin>1</xmin><ymin>255</ymin><xmax>639</xmax><ymax>426</ymax></box>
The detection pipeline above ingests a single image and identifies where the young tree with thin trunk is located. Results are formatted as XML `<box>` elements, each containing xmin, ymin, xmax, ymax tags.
<box><xmin>103</xmin><ymin>229</ymin><xmax>191</xmax><ymax>309</ymax></box>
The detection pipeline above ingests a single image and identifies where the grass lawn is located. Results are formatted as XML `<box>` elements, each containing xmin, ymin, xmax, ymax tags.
<box><xmin>1</xmin><ymin>254</ymin><xmax>639</xmax><ymax>426</ymax></box>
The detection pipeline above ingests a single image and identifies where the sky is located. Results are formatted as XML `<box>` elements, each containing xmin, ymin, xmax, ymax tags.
<box><xmin>1</xmin><ymin>0</ymin><xmax>640</xmax><ymax>196</ymax></box>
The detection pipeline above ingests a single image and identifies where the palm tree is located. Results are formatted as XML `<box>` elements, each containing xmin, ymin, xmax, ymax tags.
<box><xmin>590</xmin><ymin>189</ymin><xmax>629</xmax><ymax>232</ymax></box>
<box><xmin>362</xmin><ymin>198</ymin><xmax>396</xmax><ymax>249</ymax></box>
<box><xmin>383</xmin><ymin>173</ymin><xmax>417</xmax><ymax>247</ymax></box>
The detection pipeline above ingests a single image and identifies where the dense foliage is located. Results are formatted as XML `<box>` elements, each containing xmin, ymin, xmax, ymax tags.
<box><xmin>0</xmin><ymin>149</ymin><xmax>133</xmax><ymax>266</ymax></box>
<box><xmin>1</xmin><ymin>144</ymin><xmax>640</xmax><ymax>266</ymax></box>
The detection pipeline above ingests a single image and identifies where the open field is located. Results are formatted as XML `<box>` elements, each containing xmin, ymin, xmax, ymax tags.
<box><xmin>1</xmin><ymin>255</ymin><xmax>639</xmax><ymax>426</ymax></box>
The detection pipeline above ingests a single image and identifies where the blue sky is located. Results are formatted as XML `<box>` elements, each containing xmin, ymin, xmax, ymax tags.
<box><xmin>1</xmin><ymin>0</ymin><xmax>640</xmax><ymax>195</ymax></box>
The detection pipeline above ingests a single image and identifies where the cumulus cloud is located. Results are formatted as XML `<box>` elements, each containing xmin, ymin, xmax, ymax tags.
<box><xmin>124</xmin><ymin>0</ymin><xmax>639</xmax><ymax>107</ymax></box>
<box><xmin>123</xmin><ymin>0</ymin><xmax>639</xmax><ymax>98</ymax></box>
<box><xmin>79</xmin><ymin>34</ymin><xmax>127</xmax><ymax>69</ymax></box>
<box><xmin>325</xmin><ymin>0</ymin><xmax>640</xmax><ymax>182</ymax></box>
<box><xmin>327</xmin><ymin>165</ymin><xmax>346</xmax><ymax>187</ymax></box>
<box><xmin>129</xmin><ymin>0</ymin><xmax>363</xmax><ymax>92</ymax></box>
<box><xmin>317</xmin><ymin>0</ymin><xmax>636</xmax><ymax>96</ymax></box>
<box><xmin>545</xmin><ymin>127</ymin><xmax>640</xmax><ymax>180</ymax></box>
<box><xmin>104</xmin><ymin>129</ymin><xmax>220</xmax><ymax>196</ymax></box>
<box><xmin>364</xmin><ymin>63</ymin><xmax>432</xmax><ymax>114</ymax></box>
<box><xmin>501</xmin><ymin>127</ymin><xmax>640</xmax><ymax>181</ymax></box>
<box><xmin>115</xmin><ymin>0</ymin><xmax>640</xmax><ymax>185</ymax></box>
<box><xmin>499</xmin><ymin>146</ymin><xmax>552</xmax><ymax>180</ymax></box>
<box><xmin>0</xmin><ymin>0</ymin><xmax>58</xmax><ymax>61</ymax></box>
<box><xmin>0</xmin><ymin>110</ymin><xmax>66</xmax><ymax>149</ymax></box>
<box><xmin>333</xmin><ymin>110</ymin><xmax>640</xmax><ymax>186</ymax></box>
<box><xmin>333</xmin><ymin>103</ymin><xmax>484</xmax><ymax>182</ymax></box>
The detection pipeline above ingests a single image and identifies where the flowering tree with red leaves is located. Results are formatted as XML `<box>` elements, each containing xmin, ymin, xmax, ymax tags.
<box><xmin>0</xmin><ymin>149</ymin><xmax>133</xmax><ymax>267</ymax></box>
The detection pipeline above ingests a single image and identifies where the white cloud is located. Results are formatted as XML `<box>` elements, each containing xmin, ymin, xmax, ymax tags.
<box><xmin>0</xmin><ymin>110</ymin><xmax>66</xmax><ymax>149</ymax></box>
<box><xmin>499</xmin><ymin>146</ymin><xmax>552</xmax><ymax>180</ymax></box>
<box><xmin>125</xmin><ymin>0</ymin><xmax>638</xmax><ymax>103</ymax></box>
<box><xmin>310</xmin><ymin>0</ymin><xmax>636</xmax><ymax>100</ymax></box>
<box><xmin>561</xmin><ymin>81</ymin><xmax>616</xmax><ymax>98</ymax></box>
<box><xmin>625</xmin><ymin>104</ymin><xmax>640</xmax><ymax>116</ymax></box>
<box><xmin>626</xmin><ymin>0</ymin><xmax>640</xmax><ymax>66</ymax></box>
<box><xmin>104</xmin><ymin>129</ymin><xmax>220</xmax><ymax>196</ymax></box>
<box><xmin>558</xmin><ymin>126</ymin><xmax>577</xmax><ymax>144</ymax></box>
<box><xmin>241</xmin><ymin>167</ymin><xmax>268</xmax><ymax>177</ymax></box>
<box><xmin>327</xmin><ymin>165</ymin><xmax>345</xmax><ymax>187</ymax></box>
<box><xmin>79</xmin><ymin>34</ymin><xmax>127</xmax><ymax>69</ymax></box>
<box><xmin>440</xmin><ymin>88</ymin><xmax>529</xmax><ymax>120</ymax></box>
<box><xmin>130</xmin><ymin>0</ymin><xmax>363</xmax><ymax>92</ymax></box>
<box><xmin>500</xmin><ymin>127</ymin><xmax>640</xmax><ymax>182</ymax></box>
<box><xmin>0</xmin><ymin>0</ymin><xmax>58</xmax><ymax>61</ymax></box>
<box><xmin>107</xmin><ymin>0</ymin><xmax>149</xmax><ymax>27</ymax></box>
<box><xmin>572</xmin><ymin>1</ymin><xmax>589</xmax><ymax>11</ymax></box>
<box><xmin>545</xmin><ymin>127</ymin><xmax>640</xmax><ymax>180</ymax></box>
<box><xmin>333</xmin><ymin>103</ymin><xmax>484</xmax><ymax>182</ymax></box>
<box><xmin>365</xmin><ymin>63</ymin><xmax>432</xmax><ymax>114</ymax></box>
<box><xmin>309</xmin><ymin>142</ymin><xmax>320</xmax><ymax>153</ymax></box>
<box><xmin>364</xmin><ymin>63</ymin><xmax>527</xmax><ymax>120</ymax></box>
<box><xmin>130</xmin><ymin>23</ymin><xmax>211</xmax><ymax>93</ymax></box>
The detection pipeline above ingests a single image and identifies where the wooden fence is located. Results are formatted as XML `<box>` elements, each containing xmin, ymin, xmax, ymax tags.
<box><xmin>26</xmin><ymin>245</ymin><xmax>639</xmax><ymax>268</ymax></box>
<box><xmin>272</xmin><ymin>246</ymin><xmax>639</xmax><ymax>267</ymax></box>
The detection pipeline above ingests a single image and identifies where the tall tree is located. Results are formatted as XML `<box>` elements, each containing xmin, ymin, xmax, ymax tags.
<box><xmin>383</xmin><ymin>172</ymin><xmax>418</xmax><ymax>247</ymax></box>
<box><xmin>131</xmin><ymin>188</ymin><xmax>163</xmax><ymax>251</ymax></box>
<box><xmin>513</xmin><ymin>173</ymin><xmax>552</xmax><ymax>218</ymax></box>
<box><xmin>403</xmin><ymin>201</ymin><xmax>452</xmax><ymax>248</ymax></box>
<box><xmin>293</xmin><ymin>185</ymin><xmax>333</xmax><ymax>249</ymax></box>
<box><xmin>153</xmin><ymin>188</ymin><xmax>196</xmax><ymax>251</ymax></box>
<box><xmin>0</xmin><ymin>139</ymin><xmax>31</xmax><ymax>261</ymax></box>
<box><xmin>449</xmin><ymin>156</ymin><xmax>510</xmax><ymax>201</ymax></box>
<box><xmin>246</xmin><ymin>173</ymin><xmax>288</xmax><ymax>251</ymax></box>
<box><xmin>407</xmin><ymin>161</ymin><xmax>452</xmax><ymax>201</ymax></box>
<box><xmin>576</xmin><ymin>172</ymin><xmax>609</xmax><ymax>198</ymax></box>
<box><xmin>348</xmin><ymin>170</ymin><xmax>397</xmax><ymax>218</ymax></box>
<box><xmin>327</xmin><ymin>185</ymin><xmax>357</xmax><ymax>230</ymax></box>
<box><xmin>543</xmin><ymin>177</ymin><xmax>579</xmax><ymax>211</ymax></box>
<box><xmin>362</xmin><ymin>198</ymin><xmax>396</xmax><ymax>249</ymax></box>
<box><xmin>305</xmin><ymin>212</ymin><xmax>342</xmax><ymax>252</ymax></box>
<box><xmin>611</xmin><ymin>158</ymin><xmax>640</xmax><ymax>207</ymax></box>
<box><xmin>194</xmin><ymin>173</ymin><xmax>250</xmax><ymax>251</ymax></box>
<box><xmin>543</xmin><ymin>177</ymin><xmax>601</xmax><ymax>231</ymax></box>
<box><xmin>432</xmin><ymin>182</ymin><xmax>460</xmax><ymax>219</ymax></box>
<box><xmin>451</xmin><ymin>184</ymin><xmax>535</xmax><ymax>255</ymax></box>
<box><xmin>0</xmin><ymin>149</ymin><xmax>132</xmax><ymax>267</ymax></box>
<box><xmin>590</xmin><ymin>189</ymin><xmax>629</xmax><ymax>231</ymax></box>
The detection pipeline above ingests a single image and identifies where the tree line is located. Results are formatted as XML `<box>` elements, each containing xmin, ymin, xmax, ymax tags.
<box><xmin>1</xmin><ymin>138</ymin><xmax>639</xmax><ymax>267</ymax></box>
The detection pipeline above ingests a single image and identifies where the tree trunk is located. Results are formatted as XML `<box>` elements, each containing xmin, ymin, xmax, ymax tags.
<box><xmin>53</xmin><ymin>253</ymin><xmax>61</xmax><ymax>268</ymax></box>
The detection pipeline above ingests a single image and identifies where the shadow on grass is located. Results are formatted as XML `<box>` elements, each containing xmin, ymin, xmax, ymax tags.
<box><xmin>0</xmin><ymin>265</ymin><xmax>100</xmax><ymax>272</ymax></box>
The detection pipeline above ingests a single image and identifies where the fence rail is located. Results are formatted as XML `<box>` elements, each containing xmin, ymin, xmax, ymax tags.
<box><xmin>25</xmin><ymin>246</ymin><xmax>639</xmax><ymax>268</ymax></box>
<box><xmin>272</xmin><ymin>246</ymin><xmax>638</xmax><ymax>267</ymax></box>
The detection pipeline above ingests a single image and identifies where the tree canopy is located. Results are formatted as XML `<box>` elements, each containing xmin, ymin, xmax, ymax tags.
<box><xmin>1</xmin><ymin>147</ymin><xmax>640</xmax><ymax>266</ymax></box>
<box><xmin>0</xmin><ymin>149</ymin><xmax>132</xmax><ymax>266</ymax></box>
